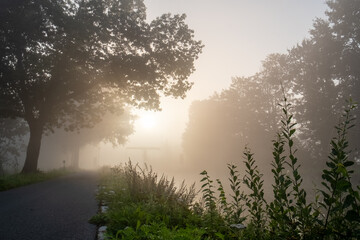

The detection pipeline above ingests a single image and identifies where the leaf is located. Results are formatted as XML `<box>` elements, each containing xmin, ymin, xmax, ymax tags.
<box><xmin>336</xmin><ymin>164</ymin><xmax>347</xmax><ymax>176</ymax></box>
<box><xmin>322</xmin><ymin>174</ymin><xmax>335</xmax><ymax>184</ymax></box>
<box><xmin>200</xmin><ymin>177</ymin><xmax>208</xmax><ymax>182</ymax></box>
<box><xmin>343</xmin><ymin>161</ymin><xmax>354</xmax><ymax>167</ymax></box>
<box><xmin>136</xmin><ymin>220</ymin><xmax>141</xmax><ymax>231</ymax></box>
<box><xmin>289</xmin><ymin>129</ymin><xmax>296</xmax><ymax>137</ymax></box>
<box><xmin>201</xmin><ymin>183</ymin><xmax>208</xmax><ymax>189</ymax></box>
<box><xmin>326</xmin><ymin>161</ymin><xmax>336</xmax><ymax>168</ymax></box>
<box><xmin>345</xmin><ymin>210</ymin><xmax>360</xmax><ymax>222</ymax></box>
<box><xmin>320</xmin><ymin>190</ymin><xmax>330</xmax><ymax>199</ymax></box>
<box><xmin>343</xmin><ymin>194</ymin><xmax>354</xmax><ymax>209</ymax></box>
<box><xmin>215</xmin><ymin>232</ymin><xmax>225</xmax><ymax>240</ymax></box>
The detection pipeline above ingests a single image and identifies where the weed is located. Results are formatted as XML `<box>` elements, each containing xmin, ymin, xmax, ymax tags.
<box><xmin>242</xmin><ymin>147</ymin><xmax>267</xmax><ymax>239</ymax></box>
<box><xmin>318</xmin><ymin>99</ymin><xmax>360</xmax><ymax>239</ymax></box>
<box><xmin>95</xmin><ymin>161</ymin><xmax>200</xmax><ymax>239</ymax></box>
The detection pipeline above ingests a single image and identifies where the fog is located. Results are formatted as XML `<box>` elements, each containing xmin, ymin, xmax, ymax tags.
<box><xmin>2</xmin><ymin>1</ymin><xmax>359</xmax><ymax>198</ymax></box>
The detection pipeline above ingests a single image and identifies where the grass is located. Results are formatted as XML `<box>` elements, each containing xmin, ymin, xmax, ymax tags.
<box><xmin>91</xmin><ymin>163</ymin><xmax>202</xmax><ymax>239</ymax></box>
<box><xmin>0</xmin><ymin>168</ymin><xmax>73</xmax><ymax>191</ymax></box>
<box><xmin>92</xmin><ymin>97</ymin><xmax>360</xmax><ymax>240</ymax></box>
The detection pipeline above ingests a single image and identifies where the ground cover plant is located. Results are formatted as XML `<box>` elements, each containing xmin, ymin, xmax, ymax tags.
<box><xmin>0</xmin><ymin>167</ymin><xmax>72</xmax><ymax>191</ymax></box>
<box><xmin>93</xmin><ymin>97</ymin><xmax>359</xmax><ymax>239</ymax></box>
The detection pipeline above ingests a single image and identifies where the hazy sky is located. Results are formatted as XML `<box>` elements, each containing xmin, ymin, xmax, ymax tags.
<box><xmin>105</xmin><ymin>0</ymin><xmax>328</xmax><ymax>164</ymax></box>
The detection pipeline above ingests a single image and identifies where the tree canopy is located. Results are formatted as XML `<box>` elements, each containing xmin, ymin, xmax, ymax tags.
<box><xmin>0</xmin><ymin>0</ymin><xmax>203</xmax><ymax>173</ymax></box>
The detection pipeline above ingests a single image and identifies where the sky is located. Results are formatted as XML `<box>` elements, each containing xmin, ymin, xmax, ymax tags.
<box><xmin>98</xmin><ymin>0</ymin><xmax>328</xmax><ymax>168</ymax></box>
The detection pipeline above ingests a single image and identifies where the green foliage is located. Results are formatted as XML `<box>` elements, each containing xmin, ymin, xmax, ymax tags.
<box><xmin>318</xmin><ymin>99</ymin><xmax>360</xmax><ymax>239</ymax></box>
<box><xmin>88</xmin><ymin>213</ymin><xmax>109</xmax><ymax>226</ymax></box>
<box><xmin>200</xmin><ymin>170</ymin><xmax>217</xmax><ymax>215</ymax></box>
<box><xmin>113</xmin><ymin>222</ymin><xmax>205</xmax><ymax>240</ymax></box>
<box><xmin>242</xmin><ymin>147</ymin><xmax>267</xmax><ymax>239</ymax></box>
<box><xmin>271</xmin><ymin>94</ymin><xmax>314</xmax><ymax>238</ymax></box>
<box><xmin>199</xmin><ymin>170</ymin><xmax>226</xmax><ymax>238</ymax></box>
<box><xmin>216</xmin><ymin>178</ymin><xmax>229</xmax><ymax>216</ymax></box>
<box><xmin>268</xmin><ymin>132</ymin><xmax>294</xmax><ymax>237</ymax></box>
<box><xmin>227</xmin><ymin>164</ymin><xmax>246</xmax><ymax>224</ymax></box>
<box><xmin>213</xmin><ymin>164</ymin><xmax>246</xmax><ymax>227</ymax></box>
<box><xmin>94</xmin><ymin>162</ymin><xmax>201</xmax><ymax>239</ymax></box>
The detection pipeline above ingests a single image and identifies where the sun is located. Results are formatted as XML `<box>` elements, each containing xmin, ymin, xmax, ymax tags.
<box><xmin>137</xmin><ymin>111</ymin><xmax>157</xmax><ymax>130</ymax></box>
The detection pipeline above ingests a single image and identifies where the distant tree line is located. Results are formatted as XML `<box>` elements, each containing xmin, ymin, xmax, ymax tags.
<box><xmin>182</xmin><ymin>0</ymin><xmax>360</xmax><ymax>184</ymax></box>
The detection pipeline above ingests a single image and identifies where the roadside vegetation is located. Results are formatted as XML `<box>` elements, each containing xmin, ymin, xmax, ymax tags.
<box><xmin>0</xmin><ymin>168</ymin><xmax>73</xmax><ymax>191</ymax></box>
<box><xmin>92</xmin><ymin>97</ymin><xmax>360</xmax><ymax>240</ymax></box>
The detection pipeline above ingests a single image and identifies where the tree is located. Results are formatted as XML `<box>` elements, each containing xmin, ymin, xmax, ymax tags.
<box><xmin>0</xmin><ymin>0</ymin><xmax>203</xmax><ymax>173</ymax></box>
<box><xmin>288</xmin><ymin>0</ymin><xmax>360</xmax><ymax>161</ymax></box>
<box><xmin>182</xmin><ymin>56</ymin><xmax>286</xmax><ymax>176</ymax></box>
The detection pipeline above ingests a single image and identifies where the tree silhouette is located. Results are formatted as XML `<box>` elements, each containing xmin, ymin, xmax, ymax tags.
<box><xmin>288</xmin><ymin>0</ymin><xmax>360</xmax><ymax>162</ymax></box>
<box><xmin>183</xmin><ymin>0</ymin><xmax>360</xmax><ymax>184</ymax></box>
<box><xmin>182</xmin><ymin>58</ymin><xmax>285</xmax><ymax>175</ymax></box>
<box><xmin>0</xmin><ymin>0</ymin><xmax>203</xmax><ymax>173</ymax></box>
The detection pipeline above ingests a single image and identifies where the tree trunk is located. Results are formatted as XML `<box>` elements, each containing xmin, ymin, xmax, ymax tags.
<box><xmin>21</xmin><ymin>120</ymin><xmax>43</xmax><ymax>173</ymax></box>
<box><xmin>71</xmin><ymin>141</ymin><xmax>80</xmax><ymax>169</ymax></box>
<box><xmin>0</xmin><ymin>160</ymin><xmax>4</xmax><ymax>176</ymax></box>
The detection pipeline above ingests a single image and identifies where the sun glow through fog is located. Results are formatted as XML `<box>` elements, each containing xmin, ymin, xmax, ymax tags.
<box><xmin>137</xmin><ymin>111</ymin><xmax>158</xmax><ymax>130</ymax></box>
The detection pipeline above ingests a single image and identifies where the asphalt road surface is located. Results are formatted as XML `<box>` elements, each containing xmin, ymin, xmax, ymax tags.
<box><xmin>0</xmin><ymin>172</ymin><xmax>99</xmax><ymax>240</ymax></box>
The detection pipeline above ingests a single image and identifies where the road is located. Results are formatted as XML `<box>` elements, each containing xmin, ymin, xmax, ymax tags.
<box><xmin>0</xmin><ymin>172</ymin><xmax>99</xmax><ymax>240</ymax></box>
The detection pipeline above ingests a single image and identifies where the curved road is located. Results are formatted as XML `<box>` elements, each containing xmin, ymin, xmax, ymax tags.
<box><xmin>0</xmin><ymin>172</ymin><xmax>98</xmax><ymax>240</ymax></box>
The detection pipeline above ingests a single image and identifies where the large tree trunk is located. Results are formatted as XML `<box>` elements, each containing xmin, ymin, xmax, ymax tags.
<box><xmin>21</xmin><ymin>120</ymin><xmax>43</xmax><ymax>173</ymax></box>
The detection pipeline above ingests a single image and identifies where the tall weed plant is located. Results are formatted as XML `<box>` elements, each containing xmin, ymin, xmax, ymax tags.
<box><xmin>199</xmin><ymin>97</ymin><xmax>359</xmax><ymax>239</ymax></box>
<box><xmin>318</xmin><ymin>99</ymin><xmax>360</xmax><ymax>239</ymax></box>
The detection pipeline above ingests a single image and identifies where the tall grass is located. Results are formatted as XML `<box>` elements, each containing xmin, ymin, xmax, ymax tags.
<box><xmin>93</xmin><ymin>162</ymin><xmax>202</xmax><ymax>239</ymax></box>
